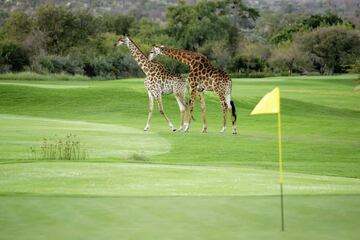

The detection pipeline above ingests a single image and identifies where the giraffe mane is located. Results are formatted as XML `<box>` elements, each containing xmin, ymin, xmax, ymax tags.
<box><xmin>128</xmin><ymin>38</ymin><xmax>148</xmax><ymax>59</ymax></box>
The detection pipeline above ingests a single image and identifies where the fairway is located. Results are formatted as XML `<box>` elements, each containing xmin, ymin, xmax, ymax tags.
<box><xmin>0</xmin><ymin>74</ymin><xmax>359</xmax><ymax>239</ymax></box>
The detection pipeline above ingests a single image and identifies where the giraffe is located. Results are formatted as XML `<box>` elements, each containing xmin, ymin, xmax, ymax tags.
<box><xmin>114</xmin><ymin>37</ymin><xmax>188</xmax><ymax>132</ymax></box>
<box><xmin>148</xmin><ymin>46</ymin><xmax>237</xmax><ymax>134</ymax></box>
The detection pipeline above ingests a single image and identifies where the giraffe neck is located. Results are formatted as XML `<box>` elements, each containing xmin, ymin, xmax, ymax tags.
<box><xmin>161</xmin><ymin>47</ymin><xmax>206</xmax><ymax>68</ymax></box>
<box><xmin>126</xmin><ymin>38</ymin><xmax>151</xmax><ymax>74</ymax></box>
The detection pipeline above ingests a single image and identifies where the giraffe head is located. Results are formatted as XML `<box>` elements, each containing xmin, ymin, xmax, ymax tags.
<box><xmin>114</xmin><ymin>36</ymin><xmax>130</xmax><ymax>47</ymax></box>
<box><xmin>148</xmin><ymin>45</ymin><xmax>163</xmax><ymax>61</ymax></box>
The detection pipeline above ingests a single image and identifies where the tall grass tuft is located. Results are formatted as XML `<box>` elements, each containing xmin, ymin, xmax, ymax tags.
<box><xmin>29</xmin><ymin>134</ymin><xmax>88</xmax><ymax>160</ymax></box>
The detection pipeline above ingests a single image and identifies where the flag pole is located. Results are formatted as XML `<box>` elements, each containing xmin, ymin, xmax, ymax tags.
<box><xmin>277</xmin><ymin>92</ymin><xmax>285</xmax><ymax>232</ymax></box>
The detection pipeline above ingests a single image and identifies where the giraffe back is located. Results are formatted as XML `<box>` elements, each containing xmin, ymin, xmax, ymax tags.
<box><xmin>145</xmin><ymin>61</ymin><xmax>187</xmax><ymax>97</ymax></box>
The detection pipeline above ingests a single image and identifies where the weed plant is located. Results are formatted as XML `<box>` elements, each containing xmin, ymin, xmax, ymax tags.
<box><xmin>29</xmin><ymin>134</ymin><xmax>87</xmax><ymax>160</ymax></box>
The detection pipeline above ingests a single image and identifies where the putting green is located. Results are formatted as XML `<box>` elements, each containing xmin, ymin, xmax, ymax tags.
<box><xmin>0</xmin><ymin>114</ymin><xmax>170</xmax><ymax>160</ymax></box>
<box><xmin>1</xmin><ymin>194</ymin><xmax>359</xmax><ymax>240</ymax></box>
<box><xmin>1</xmin><ymin>162</ymin><xmax>359</xmax><ymax>196</ymax></box>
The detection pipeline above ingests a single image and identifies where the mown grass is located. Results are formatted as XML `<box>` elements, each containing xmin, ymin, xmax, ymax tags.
<box><xmin>0</xmin><ymin>73</ymin><xmax>359</xmax><ymax>240</ymax></box>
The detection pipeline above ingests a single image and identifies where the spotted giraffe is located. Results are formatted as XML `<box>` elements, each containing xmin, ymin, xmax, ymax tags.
<box><xmin>148</xmin><ymin>46</ymin><xmax>237</xmax><ymax>134</ymax></box>
<box><xmin>114</xmin><ymin>37</ymin><xmax>188</xmax><ymax>131</ymax></box>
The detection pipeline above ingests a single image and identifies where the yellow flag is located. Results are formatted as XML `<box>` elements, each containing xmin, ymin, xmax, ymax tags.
<box><xmin>251</xmin><ymin>87</ymin><xmax>280</xmax><ymax>115</ymax></box>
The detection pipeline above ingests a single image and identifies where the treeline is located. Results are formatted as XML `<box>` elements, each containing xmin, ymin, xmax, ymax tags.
<box><xmin>0</xmin><ymin>0</ymin><xmax>359</xmax><ymax>79</ymax></box>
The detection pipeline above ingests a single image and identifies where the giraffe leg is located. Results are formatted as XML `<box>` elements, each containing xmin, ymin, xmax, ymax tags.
<box><xmin>184</xmin><ymin>88</ymin><xmax>197</xmax><ymax>132</ymax></box>
<box><xmin>175</xmin><ymin>94</ymin><xmax>186</xmax><ymax>131</ymax></box>
<box><xmin>144</xmin><ymin>91</ymin><xmax>154</xmax><ymax>131</ymax></box>
<box><xmin>157</xmin><ymin>96</ymin><xmax>176</xmax><ymax>132</ymax></box>
<box><xmin>199</xmin><ymin>92</ymin><xmax>207</xmax><ymax>133</ymax></box>
<box><xmin>219</xmin><ymin>95</ymin><xmax>227</xmax><ymax>133</ymax></box>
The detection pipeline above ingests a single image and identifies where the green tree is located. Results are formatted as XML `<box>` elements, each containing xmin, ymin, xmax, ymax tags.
<box><xmin>166</xmin><ymin>0</ymin><xmax>257</xmax><ymax>51</ymax></box>
<box><xmin>22</xmin><ymin>30</ymin><xmax>48</xmax><ymax>61</ymax></box>
<box><xmin>224</xmin><ymin>0</ymin><xmax>259</xmax><ymax>56</ymax></box>
<box><xmin>271</xmin><ymin>13</ymin><xmax>354</xmax><ymax>44</ymax></box>
<box><xmin>166</xmin><ymin>0</ymin><xmax>198</xmax><ymax>49</ymax></box>
<box><xmin>295</xmin><ymin>26</ymin><xmax>360</xmax><ymax>74</ymax></box>
<box><xmin>2</xmin><ymin>11</ymin><xmax>32</xmax><ymax>42</ymax></box>
<box><xmin>235</xmin><ymin>41</ymin><xmax>270</xmax><ymax>73</ymax></box>
<box><xmin>269</xmin><ymin>43</ymin><xmax>310</xmax><ymax>75</ymax></box>
<box><xmin>102</xmin><ymin>14</ymin><xmax>135</xmax><ymax>35</ymax></box>
<box><xmin>33</xmin><ymin>5</ymin><xmax>100</xmax><ymax>55</ymax></box>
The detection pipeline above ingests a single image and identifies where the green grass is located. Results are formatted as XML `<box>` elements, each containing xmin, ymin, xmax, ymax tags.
<box><xmin>0</xmin><ymin>71</ymin><xmax>90</xmax><ymax>81</ymax></box>
<box><xmin>0</xmin><ymin>73</ymin><xmax>359</xmax><ymax>239</ymax></box>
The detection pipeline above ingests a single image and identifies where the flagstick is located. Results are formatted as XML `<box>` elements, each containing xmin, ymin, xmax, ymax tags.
<box><xmin>250</xmin><ymin>87</ymin><xmax>285</xmax><ymax>231</ymax></box>
<box><xmin>278</xmin><ymin>100</ymin><xmax>285</xmax><ymax>232</ymax></box>
<box><xmin>280</xmin><ymin>182</ymin><xmax>284</xmax><ymax>231</ymax></box>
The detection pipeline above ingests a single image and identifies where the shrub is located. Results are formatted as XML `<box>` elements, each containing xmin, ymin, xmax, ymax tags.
<box><xmin>83</xmin><ymin>56</ymin><xmax>112</xmax><ymax>78</ymax></box>
<box><xmin>351</xmin><ymin>60</ymin><xmax>360</xmax><ymax>73</ymax></box>
<box><xmin>0</xmin><ymin>41</ymin><xmax>29</xmax><ymax>72</ymax></box>
<box><xmin>31</xmin><ymin>55</ymin><xmax>84</xmax><ymax>75</ymax></box>
<box><xmin>82</xmin><ymin>51</ymin><xmax>143</xmax><ymax>79</ymax></box>
<box><xmin>108</xmin><ymin>52</ymin><xmax>143</xmax><ymax>78</ymax></box>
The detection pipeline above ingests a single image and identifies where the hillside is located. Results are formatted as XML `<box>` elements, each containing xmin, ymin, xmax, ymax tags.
<box><xmin>246</xmin><ymin>0</ymin><xmax>360</xmax><ymax>26</ymax></box>
<box><xmin>0</xmin><ymin>0</ymin><xmax>359</xmax><ymax>24</ymax></box>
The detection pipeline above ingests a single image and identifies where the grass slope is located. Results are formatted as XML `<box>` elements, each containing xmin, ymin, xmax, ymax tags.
<box><xmin>0</xmin><ymin>74</ymin><xmax>359</xmax><ymax>239</ymax></box>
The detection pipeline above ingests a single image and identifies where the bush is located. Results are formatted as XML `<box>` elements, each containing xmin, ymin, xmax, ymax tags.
<box><xmin>108</xmin><ymin>52</ymin><xmax>143</xmax><ymax>78</ymax></box>
<box><xmin>80</xmin><ymin>50</ymin><xmax>144</xmax><ymax>79</ymax></box>
<box><xmin>31</xmin><ymin>55</ymin><xmax>84</xmax><ymax>75</ymax></box>
<box><xmin>0</xmin><ymin>41</ymin><xmax>29</xmax><ymax>72</ymax></box>
<box><xmin>351</xmin><ymin>60</ymin><xmax>360</xmax><ymax>73</ymax></box>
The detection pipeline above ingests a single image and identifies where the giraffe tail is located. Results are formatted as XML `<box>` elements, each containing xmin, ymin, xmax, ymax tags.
<box><xmin>230</xmin><ymin>100</ymin><xmax>237</xmax><ymax>123</ymax></box>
